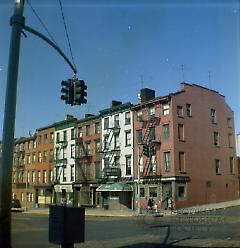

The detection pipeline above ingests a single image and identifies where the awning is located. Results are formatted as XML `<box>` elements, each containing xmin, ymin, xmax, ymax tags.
<box><xmin>96</xmin><ymin>182</ymin><xmax>133</xmax><ymax>192</ymax></box>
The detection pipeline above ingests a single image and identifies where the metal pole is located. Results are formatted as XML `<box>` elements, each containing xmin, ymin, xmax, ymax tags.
<box><xmin>0</xmin><ymin>0</ymin><xmax>24</xmax><ymax>247</ymax></box>
<box><xmin>25</xmin><ymin>165</ymin><xmax>28</xmax><ymax>211</ymax></box>
<box><xmin>137</xmin><ymin>145</ymin><xmax>141</xmax><ymax>214</ymax></box>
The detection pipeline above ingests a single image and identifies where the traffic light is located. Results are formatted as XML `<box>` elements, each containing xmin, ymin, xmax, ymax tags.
<box><xmin>73</xmin><ymin>79</ymin><xmax>87</xmax><ymax>105</ymax></box>
<box><xmin>143</xmin><ymin>144</ymin><xmax>149</xmax><ymax>157</ymax></box>
<box><xmin>61</xmin><ymin>79</ymin><xmax>74</xmax><ymax>105</ymax></box>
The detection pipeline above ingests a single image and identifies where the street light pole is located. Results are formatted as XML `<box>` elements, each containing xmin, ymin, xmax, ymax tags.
<box><xmin>0</xmin><ymin>0</ymin><xmax>25</xmax><ymax>247</ymax></box>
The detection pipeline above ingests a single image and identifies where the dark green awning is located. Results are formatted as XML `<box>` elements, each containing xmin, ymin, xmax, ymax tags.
<box><xmin>96</xmin><ymin>182</ymin><xmax>133</xmax><ymax>192</ymax></box>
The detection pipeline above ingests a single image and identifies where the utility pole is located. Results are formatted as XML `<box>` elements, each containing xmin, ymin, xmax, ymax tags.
<box><xmin>0</xmin><ymin>0</ymin><xmax>24</xmax><ymax>247</ymax></box>
<box><xmin>0</xmin><ymin>0</ymin><xmax>77</xmax><ymax>246</ymax></box>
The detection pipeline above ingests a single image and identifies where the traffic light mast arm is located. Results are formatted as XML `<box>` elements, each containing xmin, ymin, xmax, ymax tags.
<box><xmin>23</xmin><ymin>25</ymin><xmax>77</xmax><ymax>75</ymax></box>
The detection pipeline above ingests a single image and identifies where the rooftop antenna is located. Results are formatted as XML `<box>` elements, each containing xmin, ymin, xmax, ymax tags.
<box><xmin>181</xmin><ymin>64</ymin><xmax>185</xmax><ymax>82</ymax></box>
<box><xmin>208</xmin><ymin>71</ymin><xmax>212</xmax><ymax>89</ymax></box>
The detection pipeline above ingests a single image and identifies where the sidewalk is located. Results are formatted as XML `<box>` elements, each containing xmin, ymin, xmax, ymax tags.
<box><xmin>23</xmin><ymin>198</ymin><xmax>240</xmax><ymax>217</ymax></box>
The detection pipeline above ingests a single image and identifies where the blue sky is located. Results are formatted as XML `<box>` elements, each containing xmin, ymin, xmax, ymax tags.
<box><xmin>0</xmin><ymin>0</ymin><xmax>239</xmax><ymax>138</ymax></box>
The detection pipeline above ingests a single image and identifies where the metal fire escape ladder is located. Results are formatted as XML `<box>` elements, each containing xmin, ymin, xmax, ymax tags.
<box><xmin>142</xmin><ymin>117</ymin><xmax>160</xmax><ymax>176</ymax></box>
<box><xmin>54</xmin><ymin>141</ymin><xmax>67</xmax><ymax>184</ymax></box>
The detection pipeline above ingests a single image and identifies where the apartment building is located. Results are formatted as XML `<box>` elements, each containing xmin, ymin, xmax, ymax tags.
<box><xmin>97</xmin><ymin>101</ymin><xmax>134</xmax><ymax>210</ymax></box>
<box><xmin>74</xmin><ymin>114</ymin><xmax>101</xmax><ymax>207</ymax></box>
<box><xmin>54</xmin><ymin>115</ymin><xmax>77</xmax><ymax>205</ymax></box>
<box><xmin>12</xmin><ymin>135</ymin><xmax>36</xmax><ymax>208</ymax></box>
<box><xmin>132</xmin><ymin>83</ymin><xmax>239</xmax><ymax>210</ymax></box>
<box><xmin>35</xmin><ymin>125</ymin><xmax>55</xmax><ymax>207</ymax></box>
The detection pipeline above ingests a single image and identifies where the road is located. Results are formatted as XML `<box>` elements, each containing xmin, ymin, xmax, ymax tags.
<box><xmin>12</xmin><ymin>206</ymin><xmax>240</xmax><ymax>248</ymax></box>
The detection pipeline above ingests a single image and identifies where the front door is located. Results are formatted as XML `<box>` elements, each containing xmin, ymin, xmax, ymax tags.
<box><xmin>162</xmin><ymin>183</ymin><xmax>172</xmax><ymax>209</ymax></box>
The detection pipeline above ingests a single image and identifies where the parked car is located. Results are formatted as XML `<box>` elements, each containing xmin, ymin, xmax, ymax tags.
<box><xmin>11</xmin><ymin>199</ymin><xmax>24</xmax><ymax>212</ymax></box>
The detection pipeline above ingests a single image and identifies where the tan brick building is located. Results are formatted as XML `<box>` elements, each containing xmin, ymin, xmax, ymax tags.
<box><xmin>133</xmin><ymin>83</ymin><xmax>239</xmax><ymax>210</ymax></box>
<box><xmin>12</xmin><ymin>135</ymin><xmax>37</xmax><ymax>208</ymax></box>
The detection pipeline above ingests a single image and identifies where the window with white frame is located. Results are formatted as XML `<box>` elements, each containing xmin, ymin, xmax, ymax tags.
<box><xmin>211</xmin><ymin>109</ymin><xmax>217</xmax><ymax>124</ymax></box>
<box><xmin>125</xmin><ymin>111</ymin><xmax>131</xmax><ymax>125</ymax></box>
<box><xmin>162</xmin><ymin>103</ymin><xmax>169</xmax><ymax>116</ymax></box>
<box><xmin>125</xmin><ymin>130</ymin><xmax>131</xmax><ymax>146</ymax></box>
<box><xmin>164</xmin><ymin>152</ymin><xmax>171</xmax><ymax>172</ymax></box>
<box><xmin>215</xmin><ymin>159</ymin><xmax>221</xmax><ymax>174</ymax></box>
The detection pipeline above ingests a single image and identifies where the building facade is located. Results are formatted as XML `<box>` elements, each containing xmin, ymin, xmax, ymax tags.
<box><xmin>12</xmin><ymin>136</ymin><xmax>36</xmax><ymax>208</ymax></box>
<box><xmin>54</xmin><ymin>115</ymin><xmax>77</xmax><ymax>206</ymax></box>
<box><xmin>97</xmin><ymin>101</ymin><xmax>134</xmax><ymax>210</ymax></box>
<box><xmin>132</xmin><ymin>83</ymin><xmax>239</xmax><ymax>210</ymax></box>
<box><xmin>74</xmin><ymin>114</ymin><xmax>102</xmax><ymax>207</ymax></box>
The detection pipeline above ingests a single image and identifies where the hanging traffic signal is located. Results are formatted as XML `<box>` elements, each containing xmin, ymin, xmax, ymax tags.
<box><xmin>73</xmin><ymin>79</ymin><xmax>87</xmax><ymax>105</ymax></box>
<box><xmin>61</xmin><ymin>79</ymin><xmax>74</xmax><ymax>105</ymax></box>
<box><xmin>143</xmin><ymin>144</ymin><xmax>149</xmax><ymax>157</ymax></box>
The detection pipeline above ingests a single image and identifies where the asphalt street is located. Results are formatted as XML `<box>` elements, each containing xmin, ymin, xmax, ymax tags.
<box><xmin>12</xmin><ymin>206</ymin><xmax>240</xmax><ymax>248</ymax></box>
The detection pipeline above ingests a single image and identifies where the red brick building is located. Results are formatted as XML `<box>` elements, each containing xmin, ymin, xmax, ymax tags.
<box><xmin>75</xmin><ymin>114</ymin><xmax>102</xmax><ymax>207</ymax></box>
<box><xmin>133</xmin><ymin>83</ymin><xmax>239</xmax><ymax>210</ymax></box>
<box><xmin>35</xmin><ymin>125</ymin><xmax>55</xmax><ymax>207</ymax></box>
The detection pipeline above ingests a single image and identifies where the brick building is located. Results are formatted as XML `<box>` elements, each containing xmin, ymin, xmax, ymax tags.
<box><xmin>12</xmin><ymin>135</ymin><xmax>36</xmax><ymax>208</ymax></box>
<box><xmin>132</xmin><ymin>83</ymin><xmax>239</xmax><ymax>210</ymax></box>
<box><xmin>74</xmin><ymin>114</ymin><xmax>102</xmax><ymax>207</ymax></box>
<box><xmin>35</xmin><ymin>125</ymin><xmax>55</xmax><ymax>207</ymax></box>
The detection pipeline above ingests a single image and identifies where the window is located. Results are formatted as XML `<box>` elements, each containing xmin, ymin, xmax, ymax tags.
<box><xmin>33</xmin><ymin>140</ymin><xmax>36</xmax><ymax>149</ymax></box>
<box><xmin>32</xmin><ymin>171</ymin><xmax>35</xmax><ymax>183</ymax></box>
<box><xmin>56</xmin><ymin>132</ymin><xmax>60</xmax><ymax>142</ymax></box>
<box><xmin>27</xmin><ymin>155</ymin><xmax>31</xmax><ymax>164</ymax></box>
<box><xmin>86</xmin><ymin>125</ymin><xmax>91</xmax><ymax>136</ymax></box>
<box><xmin>104</xmin><ymin>135</ymin><xmax>109</xmax><ymax>150</ymax></box>
<box><xmin>71</xmin><ymin>144</ymin><xmax>75</xmax><ymax>158</ymax></box>
<box><xmin>162</xmin><ymin>103</ymin><xmax>169</xmax><ymax>116</ymax></box>
<box><xmin>38</xmin><ymin>135</ymin><xmax>42</xmax><ymax>144</ymax></box>
<box><xmin>63</xmin><ymin>131</ymin><xmax>67</xmax><ymax>141</ymax></box>
<box><xmin>178</xmin><ymin>186</ymin><xmax>185</xmax><ymax>198</ymax></box>
<box><xmin>114</xmin><ymin>156</ymin><xmax>120</xmax><ymax>167</ymax></box>
<box><xmin>86</xmin><ymin>164</ymin><xmax>90</xmax><ymax>179</ymax></box>
<box><xmin>137</xmin><ymin>129</ymin><xmax>142</xmax><ymax>144</ymax></box>
<box><xmin>149</xmin><ymin>127</ymin><xmax>155</xmax><ymax>141</ymax></box>
<box><xmin>178</xmin><ymin>124</ymin><xmax>184</xmax><ymax>141</ymax></box>
<box><xmin>50</xmin><ymin>132</ymin><xmax>54</xmax><ymax>143</ymax></box>
<box><xmin>215</xmin><ymin>159</ymin><xmax>221</xmax><ymax>174</ymax></box>
<box><xmin>125</xmin><ymin>112</ymin><xmax>131</xmax><ymax>125</ymax></box>
<box><xmin>63</xmin><ymin>166</ymin><xmax>67</xmax><ymax>182</ymax></box>
<box><xmin>125</xmin><ymin>130</ymin><xmax>131</xmax><ymax>146</ymax></box>
<box><xmin>179</xmin><ymin>152</ymin><xmax>185</xmax><ymax>172</ymax></box>
<box><xmin>114</xmin><ymin>134</ymin><xmax>120</xmax><ymax>148</ymax></box>
<box><xmin>38</xmin><ymin>152</ymin><xmax>42</xmax><ymax>163</ymax></box>
<box><xmin>44</xmin><ymin>134</ymin><xmax>48</xmax><ymax>144</ymax></box>
<box><xmin>230</xmin><ymin>157</ymin><xmax>234</xmax><ymax>175</ymax></box>
<box><xmin>63</xmin><ymin>148</ymin><xmax>67</xmax><ymax>159</ymax></box>
<box><xmin>21</xmin><ymin>192</ymin><xmax>24</xmax><ymax>202</ymax></box>
<box><xmin>149</xmin><ymin>187</ymin><xmax>157</xmax><ymax>198</ymax></box>
<box><xmin>37</xmin><ymin>171</ymin><xmax>41</xmax><ymax>183</ymax></box>
<box><xmin>43</xmin><ymin>151</ymin><xmax>47</xmax><ymax>162</ymax></box>
<box><xmin>149</xmin><ymin>107</ymin><xmax>155</xmax><ymax>118</ymax></box>
<box><xmin>211</xmin><ymin>109</ymin><xmax>217</xmax><ymax>124</ymax></box>
<box><xmin>164</xmin><ymin>152</ymin><xmax>171</xmax><ymax>172</ymax></box>
<box><xmin>95</xmin><ymin>140</ymin><xmax>101</xmax><ymax>154</ymax></box>
<box><xmin>32</xmin><ymin>153</ymin><xmax>36</xmax><ymax>163</ymax></box>
<box><xmin>114</xmin><ymin>114</ymin><xmax>120</xmax><ymax>127</ymax></box>
<box><xmin>95</xmin><ymin>162</ymin><xmax>100</xmax><ymax>179</ymax></box>
<box><xmin>104</xmin><ymin>117</ymin><xmax>109</xmax><ymax>130</ymax></box>
<box><xmin>214</xmin><ymin>132</ymin><xmax>220</xmax><ymax>147</ymax></box>
<box><xmin>78</xmin><ymin>127</ymin><xmax>83</xmax><ymax>138</ymax></box>
<box><xmin>104</xmin><ymin>157</ymin><xmax>110</xmax><ymax>168</ymax></box>
<box><xmin>163</xmin><ymin>124</ymin><xmax>170</xmax><ymax>140</ymax></box>
<box><xmin>136</xmin><ymin>110</ymin><xmax>143</xmax><ymax>121</ymax></box>
<box><xmin>140</xmin><ymin>188</ymin><xmax>145</xmax><ymax>197</ymax></box>
<box><xmin>95</xmin><ymin>122</ymin><xmax>100</xmax><ymax>134</ymax></box>
<box><xmin>186</xmin><ymin>104</ymin><xmax>192</xmax><ymax>117</ymax></box>
<box><xmin>150</xmin><ymin>155</ymin><xmax>156</xmax><ymax>173</ymax></box>
<box><xmin>71</xmin><ymin>128</ymin><xmax>75</xmax><ymax>140</ymax></box>
<box><xmin>228</xmin><ymin>133</ymin><xmax>233</xmax><ymax>148</ymax></box>
<box><xmin>126</xmin><ymin>156</ymin><xmax>131</xmax><ymax>175</ymax></box>
<box><xmin>227</xmin><ymin>118</ymin><xmax>232</xmax><ymax>128</ymax></box>
<box><xmin>43</xmin><ymin>170</ymin><xmax>47</xmax><ymax>183</ymax></box>
<box><xmin>49</xmin><ymin>170</ymin><xmax>53</xmax><ymax>182</ymax></box>
<box><xmin>27</xmin><ymin>171</ymin><xmax>30</xmax><ymax>183</ymax></box>
<box><xmin>70</xmin><ymin>165</ymin><xmax>74</xmax><ymax>181</ymax></box>
<box><xmin>86</xmin><ymin>142</ymin><xmax>91</xmax><ymax>156</ymax></box>
<box><xmin>177</xmin><ymin>106</ymin><xmax>183</xmax><ymax>117</ymax></box>
<box><xmin>49</xmin><ymin>149</ymin><xmax>54</xmax><ymax>162</ymax></box>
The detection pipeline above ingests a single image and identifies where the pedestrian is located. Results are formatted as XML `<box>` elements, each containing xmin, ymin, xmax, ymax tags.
<box><xmin>147</xmin><ymin>198</ymin><xmax>153</xmax><ymax>211</ymax></box>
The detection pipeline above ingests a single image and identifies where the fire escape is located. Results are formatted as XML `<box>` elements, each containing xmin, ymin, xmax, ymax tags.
<box><xmin>14</xmin><ymin>146</ymin><xmax>26</xmax><ymax>189</ymax></box>
<box><xmin>101</xmin><ymin>126</ymin><xmax>121</xmax><ymax>181</ymax></box>
<box><xmin>54</xmin><ymin>140</ymin><xmax>68</xmax><ymax>185</ymax></box>
<box><xmin>141</xmin><ymin>116</ymin><xmax>161</xmax><ymax>177</ymax></box>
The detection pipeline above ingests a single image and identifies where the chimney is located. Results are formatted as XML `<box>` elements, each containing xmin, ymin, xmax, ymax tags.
<box><xmin>111</xmin><ymin>100</ymin><xmax>122</xmax><ymax>108</ymax></box>
<box><xmin>140</xmin><ymin>88</ymin><xmax>155</xmax><ymax>103</ymax></box>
